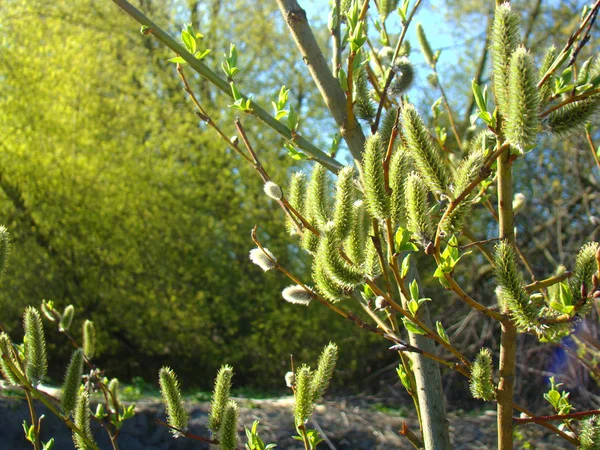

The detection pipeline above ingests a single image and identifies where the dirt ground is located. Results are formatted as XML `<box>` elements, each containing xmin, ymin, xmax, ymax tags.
<box><xmin>0</xmin><ymin>391</ymin><xmax>573</xmax><ymax>449</ymax></box>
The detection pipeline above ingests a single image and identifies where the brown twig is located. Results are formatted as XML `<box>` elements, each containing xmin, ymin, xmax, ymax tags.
<box><xmin>154</xmin><ymin>419</ymin><xmax>219</xmax><ymax>444</ymax></box>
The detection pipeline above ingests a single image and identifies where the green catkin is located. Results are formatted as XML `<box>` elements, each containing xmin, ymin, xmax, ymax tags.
<box><xmin>301</xmin><ymin>164</ymin><xmax>329</xmax><ymax>253</ymax></box>
<box><xmin>62</xmin><ymin>349</ymin><xmax>84</xmax><ymax>416</ymax></box>
<box><xmin>379</xmin><ymin>108</ymin><xmax>398</xmax><ymax>149</ymax></box>
<box><xmin>547</xmin><ymin>95</ymin><xmax>600</xmax><ymax>136</ymax></box>
<box><xmin>293</xmin><ymin>365</ymin><xmax>313</xmax><ymax>426</ymax></box>
<box><xmin>218</xmin><ymin>400</ymin><xmax>239</xmax><ymax>450</ymax></box>
<box><xmin>313</xmin><ymin>258</ymin><xmax>347</xmax><ymax>302</ymax></box>
<box><xmin>416</xmin><ymin>23</ymin><xmax>435</xmax><ymax>68</ymax></box>
<box><xmin>506</xmin><ymin>47</ymin><xmax>540</xmax><ymax>152</ymax></box>
<box><xmin>59</xmin><ymin>304</ymin><xmax>75</xmax><ymax>332</ymax></box>
<box><xmin>332</xmin><ymin>167</ymin><xmax>357</xmax><ymax>240</ymax></box>
<box><xmin>159</xmin><ymin>367</ymin><xmax>188</xmax><ymax>437</ymax></box>
<box><xmin>569</xmin><ymin>242</ymin><xmax>599</xmax><ymax>300</ymax></box>
<box><xmin>310</xmin><ymin>343</ymin><xmax>338</xmax><ymax>402</ymax></box>
<box><xmin>108</xmin><ymin>378</ymin><xmax>120</xmax><ymax>411</ymax></box>
<box><xmin>209</xmin><ymin>365</ymin><xmax>234</xmax><ymax>433</ymax></box>
<box><xmin>470</xmin><ymin>348</ymin><xmax>496</xmax><ymax>401</ymax></box>
<box><xmin>402</xmin><ymin>103</ymin><xmax>450</xmax><ymax>194</ymax></box>
<box><xmin>83</xmin><ymin>320</ymin><xmax>95</xmax><ymax>359</ymax></box>
<box><xmin>494</xmin><ymin>241</ymin><xmax>538</xmax><ymax>332</ymax></box>
<box><xmin>580</xmin><ymin>416</ymin><xmax>600</xmax><ymax>450</ymax></box>
<box><xmin>391</xmin><ymin>57</ymin><xmax>415</xmax><ymax>95</ymax></box>
<box><xmin>362</xmin><ymin>134</ymin><xmax>390</xmax><ymax>220</ymax></box>
<box><xmin>0</xmin><ymin>332</ymin><xmax>22</xmax><ymax>385</ymax></box>
<box><xmin>286</xmin><ymin>172</ymin><xmax>307</xmax><ymax>236</ymax></box>
<box><xmin>405</xmin><ymin>172</ymin><xmax>434</xmax><ymax>245</ymax></box>
<box><xmin>389</xmin><ymin>146</ymin><xmax>410</xmax><ymax>227</ymax></box>
<box><xmin>24</xmin><ymin>307</ymin><xmax>47</xmax><ymax>385</ymax></box>
<box><xmin>317</xmin><ymin>231</ymin><xmax>364</xmax><ymax>290</ymax></box>
<box><xmin>73</xmin><ymin>390</ymin><xmax>95</xmax><ymax>450</ymax></box>
<box><xmin>344</xmin><ymin>200</ymin><xmax>368</xmax><ymax>266</ymax></box>
<box><xmin>538</xmin><ymin>45</ymin><xmax>557</xmax><ymax>103</ymax></box>
<box><xmin>354</xmin><ymin>68</ymin><xmax>376</xmax><ymax>123</ymax></box>
<box><xmin>467</xmin><ymin>129</ymin><xmax>496</xmax><ymax>158</ymax></box>
<box><xmin>378</xmin><ymin>0</ymin><xmax>398</xmax><ymax>20</ymax></box>
<box><xmin>490</xmin><ymin>3</ymin><xmax>521</xmax><ymax>117</ymax></box>
<box><xmin>441</xmin><ymin>147</ymin><xmax>485</xmax><ymax>234</ymax></box>
<box><xmin>0</xmin><ymin>225</ymin><xmax>10</xmax><ymax>277</ymax></box>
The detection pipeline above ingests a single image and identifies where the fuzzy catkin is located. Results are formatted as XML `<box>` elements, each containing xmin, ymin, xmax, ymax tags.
<box><xmin>293</xmin><ymin>365</ymin><xmax>313</xmax><ymax>426</ymax></box>
<box><xmin>83</xmin><ymin>320</ymin><xmax>95</xmax><ymax>359</ymax></box>
<box><xmin>405</xmin><ymin>172</ymin><xmax>434</xmax><ymax>245</ymax></box>
<box><xmin>389</xmin><ymin>147</ymin><xmax>410</xmax><ymax>226</ymax></box>
<box><xmin>24</xmin><ymin>307</ymin><xmax>47</xmax><ymax>385</ymax></box>
<box><xmin>219</xmin><ymin>400</ymin><xmax>239</xmax><ymax>450</ymax></box>
<box><xmin>60</xmin><ymin>304</ymin><xmax>75</xmax><ymax>332</ymax></box>
<box><xmin>538</xmin><ymin>45</ymin><xmax>557</xmax><ymax>103</ymax></box>
<box><xmin>332</xmin><ymin>167</ymin><xmax>357</xmax><ymax>240</ymax></box>
<box><xmin>416</xmin><ymin>23</ymin><xmax>435</xmax><ymax>68</ymax></box>
<box><xmin>470</xmin><ymin>348</ymin><xmax>496</xmax><ymax>401</ymax></box>
<box><xmin>62</xmin><ymin>349</ymin><xmax>84</xmax><ymax>416</ymax></box>
<box><xmin>0</xmin><ymin>333</ymin><xmax>22</xmax><ymax>385</ymax></box>
<box><xmin>209</xmin><ymin>365</ymin><xmax>234</xmax><ymax>433</ymax></box>
<box><xmin>310</xmin><ymin>343</ymin><xmax>338</xmax><ymax>402</ymax></box>
<box><xmin>317</xmin><ymin>231</ymin><xmax>363</xmax><ymax>291</ymax></box>
<box><xmin>490</xmin><ymin>3</ymin><xmax>520</xmax><ymax>117</ymax></box>
<box><xmin>159</xmin><ymin>367</ymin><xmax>188</xmax><ymax>437</ymax></box>
<box><xmin>362</xmin><ymin>134</ymin><xmax>390</xmax><ymax>220</ymax></box>
<box><xmin>73</xmin><ymin>390</ymin><xmax>95</xmax><ymax>449</ymax></box>
<box><xmin>505</xmin><ymin>47</ymin><xmax>540</xmax><ymax>152</ymax></box>
<box><xmin>547</xmin><ymin>95</ymin><xmax>600</xmax><ymax>136</ymax></box>
<box><xmin>402</xmin><ymin>103</ymin><xmax>450</xmax><ymax>194</ymax></box>
<box><xmin>0</xmin><ymin>225</ymin><xmax>10</xmax><ymax>276</ymax></box>
<box><xmin>344</xmin><ymin>200</ymin><xmax>368</xmax><ymax>266</ymax></box>
<box><xmin>494</xmin><ymin>241</ymin><xmax>538</xmax><ymax>332</ymax></box>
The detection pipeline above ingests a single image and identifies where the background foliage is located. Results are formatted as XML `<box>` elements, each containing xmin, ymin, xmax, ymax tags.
<box><xmin>0</xmin><ymin>0</ymin><xmax>598</xmax><ymax>409</ymax></box>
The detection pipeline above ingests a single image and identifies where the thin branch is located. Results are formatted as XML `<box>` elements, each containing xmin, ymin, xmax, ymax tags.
<box><xmin>111</xmin><ymin>0</ymin><xmax>342</xmax><ymax>173</ymax></box>
<box><xmin>154</xmin><ymin>419</ymin><xmax>218</xmax><ymax>444</ymax></box>
<box><xmin>372</xmin><ymin>0</ymin><xmax>423</xmax><ymax>133</ymax></box>
<box><xmin>585</xmin><ymin>129</ymin><xmax>600</xmax><ymax>170</ymax></box>
<box><xmin>275</xmin><ymin>0</ymin><xmax>366</xmax><ymax>162</ymax></box>
<box><xmin>525</xmin><ymin>271</ymin><xmax>572</xmax><ymax>293</ymax></box>
<box><xmin>515</xmin><ymin>409</ymin><xmax>600</xmax><ymax>425</ymax></box>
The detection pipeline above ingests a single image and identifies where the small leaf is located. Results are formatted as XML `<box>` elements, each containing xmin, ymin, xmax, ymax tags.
<box><xmin>436</xmin><ymin>321</ymin><xmax>450</xmax><ymax>343</ymax></box>
<box><xmin>402</xmin><ymin>318</ymin><xmax>426</xmax><ymax>335</ymax></box>
<box><xmin>168</xmin><ymin>56</ymin><xmax>187</xmax><ymax>64</ymax></box>
<box><xmin>181</xmin><ymin>30</ymin><xmax>196</xmax><ymax>53</ymax></box>
<box><xmin>409</xmin><ymin>280</ymin><xmax>419</xmax><ymax>301</ymax></box>
<box><xmin>400</xmin><ymin>254</ymin><xmax>411</xmax><ymax>278</ymax></box>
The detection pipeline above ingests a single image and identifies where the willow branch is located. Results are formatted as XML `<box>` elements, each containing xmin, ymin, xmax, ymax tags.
<box><xmin>111</xmin><ymin>0</ymin><xmax>342</xmax><ymax>173</ymax></box>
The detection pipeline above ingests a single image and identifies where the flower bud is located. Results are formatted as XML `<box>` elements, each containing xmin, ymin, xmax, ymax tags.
<box><xmin>263</xmin><ymin>181</ymin><xmax>283</xmax><ymax>200</ymax></box>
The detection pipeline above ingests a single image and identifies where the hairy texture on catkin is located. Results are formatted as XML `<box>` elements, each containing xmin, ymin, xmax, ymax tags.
<box><xmin>62</xmin><ymin>349</ymin><xmax>84</xmax><ymax>416</ymax></box>
<box><xmin>282</xmin><ymin>285</ymin><xmax>313</xmax><ymax>306</ymax></box>
<box><xmin>209</xmin><ymin>365</ymin><xmax>234</xmax><ymax>433</ymax></box>
<box><xmin>362</xmin><ymin>134</ymin><xmax>390</xmax><ymax>220</ymax></box>
<box><xmin>467</xmin><ymin>129</ymin><xmax>496</xmax><ymax>158</ymax></box>
<box><xmin>332</xmin><ymin>167</ymin><xmax>357</xmax><ymax>240</ymax></box>
<box><xmin>416</xmin><ymin>23</ymin><xmax>435</xmax><ymax>68</ymax></box>
<box><xmin>547</xmin><ymin>95</ymin><xmax>600</xmax><ymax>136</ymax></box>
<box><xmin>405</xmin><ymin>172</ymin><xmax>434</xmax><ymax>245</ymax></box>
<box><xmin>0</xmin><ymin>225</ymin><xmax>10</xmax><ymax>277</ymax></box>
<box><xmin>506</xmin><ymin>47</ymin><xmax>540</xmax><ymax>152</ymax></box>
<box><xmin>391</xmin><ymin>58</ymin><xmax>415</xmax><ymax>95</ymax></box>
<box><xmin>317</xmin><ymin>231</ymin><xmax>364</xmax><ymax>290</ymax></box>
<box><xmin>580</xmin><ymin>416</ymin><xmax>600</xmax><ymax>450</ymax></box>
<box><xmin>0</xmin><ymin>333</ymin><xmax>23</xmax><ymax>385</ymax></box>
<box><xmin>301</xmin><ymin>164</ymin><xmax>330</xmax><ymax>253</ymax></box>
<box><xmin>494</xmin><ymin>241</ymin><xmax>538</xmax><ymax>332</ymax></box>
<box><xmin>219</xmin><ymin>400</ymin><xmax>239</xmax><ymax>450</ymax></box>
<box><xmin>569</xmin><ymin>242</ymin><xmax>599</xmax><ymax>300</ymax></box>
<box><xmin>294</xmin><ymin>365</ymin><xmax>313</xmax><ymax>426</ymax></box>
<box><xmin>313</xmin><ymin>258</ymin><xmax>348</xmax><ymax>303</ymax></box>
<box><xmin>108</xmin><ymin>378</ymin><xmax>120</xmax><ymax>411</ymax></box>
<box><xmin>441</xmin><ymin>147</ymin><xmax>485</xmax><ymax>234</ymax></box>
<box><xmin>379</xmin><ymin>108</ymin><xmax>398</xmax><ymax>150</ymax></box>
<box><xmin>539</xmin><ymin>45</ymin><xmax>557</xmax><ymax>103</ymax></box>
<box><xmin>490</xmin><ymin>4</ymin><xmax>521</xmax><ymax>117</ymax></box>
<box><xmin>354</xmin><ymin>68</ymin><xmax>376</xmax><ymax>123</ymax></box>
<box><xmin>24</xmin><ymin>307</ymin><xmax>47</xmax><ymax>385</ymax></box>
<box><xmin>83</xmin><ymin>320</ymin><xmax>95</xmax><ymax>359</ymax></box>
<box><xmin>286</xmin><ymin>172</ymin><xmax>307</xmax><ymax>236</ymax></box>
<box><xmin>470</xmin><ymin>348</ymin><xmax>496</xmax><ymax>401</ymax></box>
<box><xmin>402</xmin><ymin>103</ymin><xmax>450</xmax><ymax>194</ymax></box>
<box><xmin>310</xmin><ymin>343</ymin><xmax>338</xmax><ymax>402</ymax></box>
<box><xmin>389</xmin><ymin>147</ymin><xmax>410</xmax><ymax>226</ymax></box>
<box><xmin>73</xmin><ymin>390</ymin><xmax>95</xmax><ymax>449</ymax></box>
<box><xmin>159</xmin><ymin>367</ymin><xmax>188</xmax><ymax>437</ymax></box>
<box><xmin>344</xmin><ymin>201</ymin><xmax>368</xmax><ymax>266</ymax></box>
